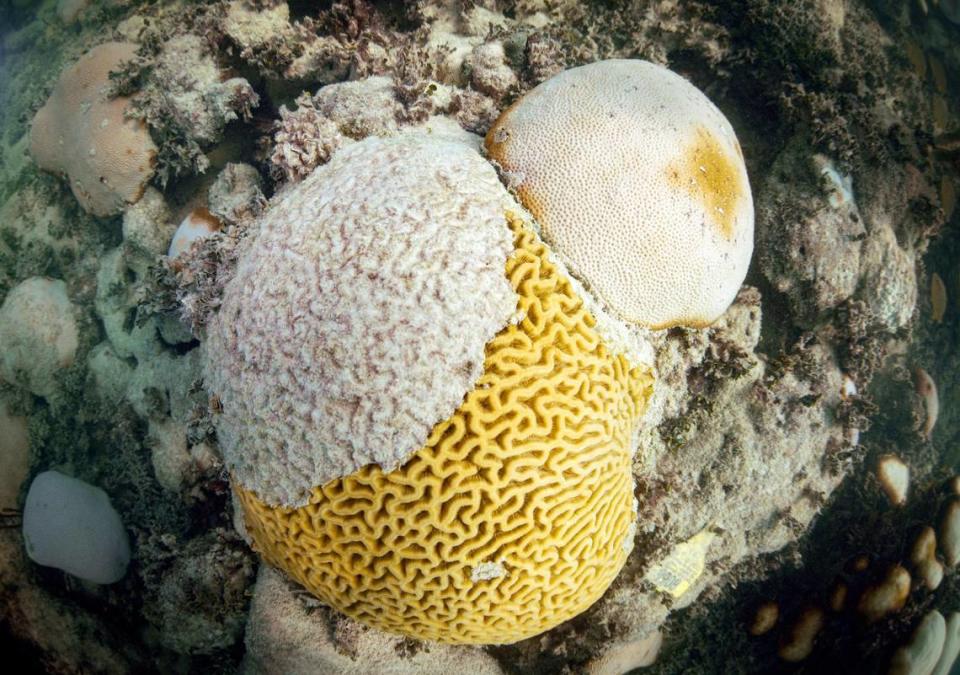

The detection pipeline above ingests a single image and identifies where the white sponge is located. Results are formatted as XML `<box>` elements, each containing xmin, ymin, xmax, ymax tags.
<box><xmin>22</xmin><ymin>471</ymin><xmax>131</xmax><ymax>584</ymax></box>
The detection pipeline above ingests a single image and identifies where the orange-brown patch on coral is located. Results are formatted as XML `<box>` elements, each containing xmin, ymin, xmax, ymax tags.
<box><xmin>191</xmin><ymin>207</ymin><xmax>223</xmax><ymax>232</ymax></box>
<box><xmin>664</xmin><ymin>126</ymin><xmax>746</xmax><ymax>241</ymax></box>
<box><xmin>941</xmin><ymin>177</ymin><xmax>956</xmax><ymax>221</ymax></box>
<box><xmin>905</xmin><ymin>40</ymin><xmax>927</xmax><ymax>79</ymax></box>
<box><xmin>929</xmin><ymin>54</ymin><xmax>948</xmax><ymax>94</ymax></box>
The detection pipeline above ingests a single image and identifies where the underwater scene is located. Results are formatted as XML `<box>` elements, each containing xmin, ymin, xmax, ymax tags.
<box><xmin>1</xmin><ymin>0</ymin><xmax>959</xmax><ymax>673</ymax></box>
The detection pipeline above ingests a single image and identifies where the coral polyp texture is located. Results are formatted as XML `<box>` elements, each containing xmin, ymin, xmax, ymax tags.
<box><xmin>29</xmin><ymin>42</ymin><xmax>157</xmax><ymax>217</ymax></box>
<box><xmin>485</xmin><ymin>59</ymin><xmax>754</xmax><ymax>329</ymax></box>
<box><xmin>204</xmin><ymin>132</ymin><xmax>519</xmax><ymax>508</ymax></box>
<box><xmin>234</xmin><ymin>214</ymin><xmax>652</xmax><ymax>644</ymax></box>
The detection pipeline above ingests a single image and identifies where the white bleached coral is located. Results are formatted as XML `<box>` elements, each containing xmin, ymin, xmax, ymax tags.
<box><xmin>151</xmin><ymin>34</ymin><xmax>259</xmax><ymax>149</ymax></box>
<box><xmin>485</xmin><ymin>59</ymin><xmax>754</xmax><ymax>329</ymax></box>
<box><xmin>205</xmin><ymin>130</ymin><xmax>520</xmax><ymax>507</ymax></box>
<box><xmin>132</xmin><ymin>33</ymin><xmax>259</xmax><ymax>182</ymax></box>
<box><xmin>222</xmin><ymin>0</ymin><xmax>350</xmax><ymax>82</ymax></box>
<box><xmin>860</xmin><ymin>220</ymin><xmax>917</xmax><ymax>332</ymax></box>
<box><xmin>468</xmin><ymin>42</ymin><xmax>518</xmax><ymax>100</ymax></box>
<box><xmin>0</xmin><ymin>277</ymin><xmax>79</xmax><ymax>398</ymax></box>
<box><xmin>29</xmin><ymin>42</ymin><xmax>157</xmax><ymax>217</ymax></box>
<box><xmin>207</xmin><ymin>162</ymin><xmax>265</xmax><ymax>225</ymax></box>
<box><xmin>757</xmin><ymin>145</ymin><xmax>864</xmax><ymax>323</ymax></box>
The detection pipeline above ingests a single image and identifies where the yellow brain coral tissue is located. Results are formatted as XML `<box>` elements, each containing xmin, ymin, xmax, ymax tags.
<box><xmin>235</xmin><ymin>214</ymin><xmax>653</xmax><ymax>644</ymax></box>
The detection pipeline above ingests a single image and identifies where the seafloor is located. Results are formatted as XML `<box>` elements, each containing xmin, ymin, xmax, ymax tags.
<box><xmin>0</xmin><ymin>0</ymin><xmax>958</xmax><ymax>673</ymax></box>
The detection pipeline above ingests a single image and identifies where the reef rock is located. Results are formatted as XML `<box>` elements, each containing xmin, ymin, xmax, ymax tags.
<box><xmin>243</xmin><ymin>566</ymin><xmax>504</xmax><ymax>675</ymax></box>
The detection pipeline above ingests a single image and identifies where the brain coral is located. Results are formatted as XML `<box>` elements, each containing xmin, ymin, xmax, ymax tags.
<box><xmin>234</xmin><ymin>213</ymin><xmax>653</xmax><ymax>643</ymax></box>
<box><xmin>485</xmin><ymin>59</ymin><xmax>754</xmax><ymax>329</ymax></box>
<box><xmin>30</xmin><ymin>42</ymin><xmax>157</xmax><ymax>217</ymax></box>
<box><xmin>204</xmin><ymin>132</ymin><xmax>519</xmax><ymax>508</ymax></box>
<box><xmin>206</xmin><ymin>128</ymin><xmax>654</xmax><ymax>643</ymax></box>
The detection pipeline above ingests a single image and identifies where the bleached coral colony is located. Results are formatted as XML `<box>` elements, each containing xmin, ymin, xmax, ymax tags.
<box><xmin>485</xmin><ymin>59</ymin><xmax>754</xmax><ymax>329</ymax></box>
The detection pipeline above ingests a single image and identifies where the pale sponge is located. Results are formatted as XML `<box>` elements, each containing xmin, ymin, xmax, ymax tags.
<box><xmin>204</xmin><ymin>131</ymin><xmax>518</xmax><ymax>507</ymax></box>
<box><xmin>30</xmin><ymin>42</ymin><xmax>157</xmax><ymax>217</ymax></box>
<box><xmin>485</xmin><ymin>59</ymin><xmax>754</xmax><ymax>329</ymax></box>
<box><xmin>0</xmin><ymin>277</ymin><xmax>79</xmax><ymax>398</ymax></box>
<box><xmin>22</xmin><ymin>471</ymin><xmax>131</xmax><ymax>584</ymax></box>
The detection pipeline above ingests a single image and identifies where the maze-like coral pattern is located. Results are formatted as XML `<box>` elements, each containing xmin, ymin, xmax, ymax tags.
<box><xmin>235</xmin><ymin>215</ymin><xmax>654</xmax><ymax>644</ymax></box>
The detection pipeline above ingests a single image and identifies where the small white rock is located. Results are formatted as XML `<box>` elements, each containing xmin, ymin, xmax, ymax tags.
<box><xmin>933</xmin><ymin>612</ymin><xmax>960</xmax><ymax>675</ymax></box>
<box><xmin>877</xmin><ymin>455</ymin><xmax>909</xmax><ymax>506</ymax></box>
<box><xmin>889</xmin><ymin>610</ymin><xmax>946</xmax><ymax>675</ymax></box>
<box><xmin>470</xmin><ymin>561</ymin><xmax>506</xmax><ymax>582</ymax></box>
<box><xmin>585</xmin><ymin>631</ymin><xmax>663</xmax><ymax>675</ymax></box>
<box><xmin>22</xmin><ymin>471</ymin><xmax>130</xmax><ymax>584</ymax></box>
<box><xmin>840</xmin><ymin>373</ymin><xmax>858</xmax><ymax>399</ymax></box>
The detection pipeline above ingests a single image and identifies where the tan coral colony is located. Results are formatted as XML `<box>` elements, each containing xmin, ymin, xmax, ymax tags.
<box><xmin>30</xmin><ymin>42</ymin><xmax>157</xmax><ymax>217</ymax></box>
